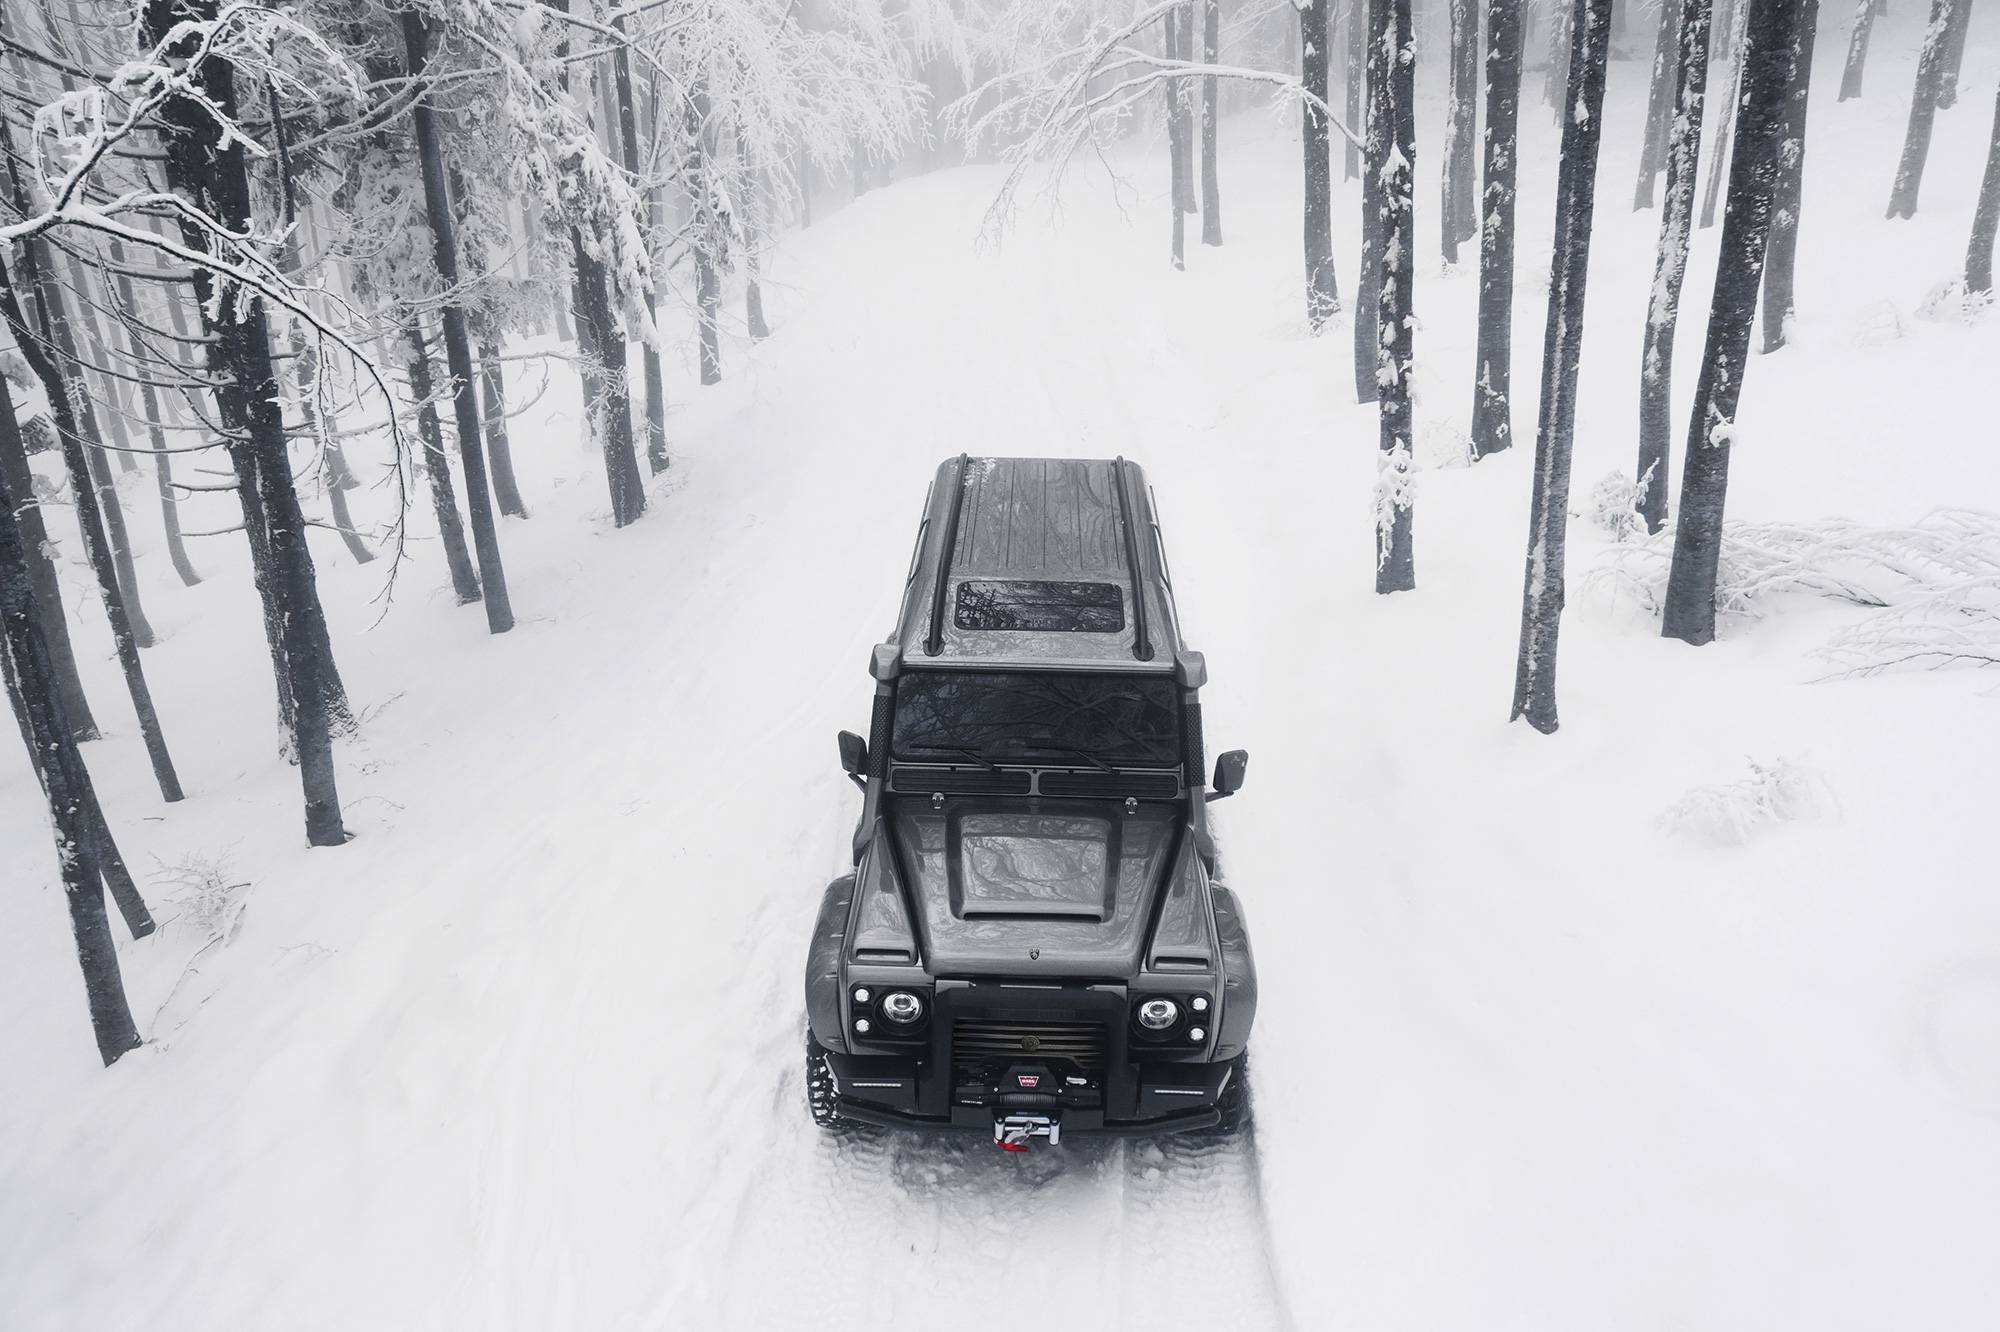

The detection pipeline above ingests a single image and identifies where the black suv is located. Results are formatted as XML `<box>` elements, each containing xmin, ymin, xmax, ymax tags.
<box><xmin>804</xmin><ymin>456</ymin><xmax>1257</xmax><ymax>1149</ymax></box>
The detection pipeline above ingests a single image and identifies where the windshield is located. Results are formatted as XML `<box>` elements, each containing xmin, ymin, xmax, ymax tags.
<box><xmin>891</xmin><ymin>670</ymin><xmax>1181</xmax><ymax>768</ymax></box>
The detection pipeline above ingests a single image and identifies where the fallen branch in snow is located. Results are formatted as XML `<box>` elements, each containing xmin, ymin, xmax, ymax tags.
<box><xmin>1590</xmin><ymin>509</ymin><xmax>2000</xmax><ymax>677</ymax></box>
<box><xmin>1660</xmin><ymin>758</ymin><xmax>1822</xmax><ymax>848</ymax></box>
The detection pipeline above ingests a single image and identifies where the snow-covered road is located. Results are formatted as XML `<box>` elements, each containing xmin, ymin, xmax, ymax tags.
<box><xmin>7</xmin><ymin>25</ymin><xmax>2000</xmax><ymax>1329</ymax></box>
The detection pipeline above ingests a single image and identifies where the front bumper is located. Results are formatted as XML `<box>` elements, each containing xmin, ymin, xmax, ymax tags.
<box><xmin>822</xmin><ymin>979</ymin><xmax>1238</xmax><ymax>1138</ymax></box>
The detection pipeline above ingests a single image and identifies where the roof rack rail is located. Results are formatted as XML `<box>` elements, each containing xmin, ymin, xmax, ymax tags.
<box><xmin>924</xmin><ymin>453</ymin><xmax>972</xmax><ymax>655</ymax></box>
<box><xmin>1113</xmin><ymin>457</ymin><xmax>1155</xmax><ymax>662</ymax></box>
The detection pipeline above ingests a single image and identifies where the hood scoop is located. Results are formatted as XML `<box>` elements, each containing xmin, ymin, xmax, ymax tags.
<box><xmin>952</xmin><ymin>811</ymin><xmax>1118</xmax><ymax>921</ymax></box>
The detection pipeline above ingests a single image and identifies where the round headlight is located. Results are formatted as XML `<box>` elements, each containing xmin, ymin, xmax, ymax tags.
<box><xmin>1136</xmin><ymin>998</ymin><xmax>1179</xmax><ymax>1031</ymax></box>
<box><xmin>880</xmin><ymin>991</ymin><xmax>924</xmax><ymax>1025</ymax></box>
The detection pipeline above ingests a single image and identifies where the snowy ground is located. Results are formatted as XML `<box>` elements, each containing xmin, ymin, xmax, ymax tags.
<box><xmin>6</xmin><ymin>15</ymin><xmax>2000</xmax><ymax>1331</ymax></box>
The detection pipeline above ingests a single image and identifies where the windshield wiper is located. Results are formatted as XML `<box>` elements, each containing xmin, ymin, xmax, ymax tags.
<box><xmin>1013</xmin><ymin>742</ymin><xmax>1116</xmax><ymax>774</ymax></box>
<box><xmin>941</xmin><ymin>746</ymin><xmax>1002</xmax><ymax>773</ymax></box>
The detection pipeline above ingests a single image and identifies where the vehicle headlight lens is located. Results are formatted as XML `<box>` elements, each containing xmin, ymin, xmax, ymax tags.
<box><xmin>880</xmin><ymin>991</ymin><xmax>924</xmax><ymax>1025</ymax></box>
<box><xmin>1136</xmin><ymin>997</ymin><xmax>1179</xmax><ymax>1030</ymax></box>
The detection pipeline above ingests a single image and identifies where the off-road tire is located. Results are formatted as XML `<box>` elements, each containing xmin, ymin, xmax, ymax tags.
<box><xmin>806</xmin><ymin>1032</ymin><xmax>866</xmax><ymax>1135</ymax></box>
<box><xmin>1188</xmin><ymin>1052</ymin><xmax>1252</xmax><ymax>1141</ymax></box>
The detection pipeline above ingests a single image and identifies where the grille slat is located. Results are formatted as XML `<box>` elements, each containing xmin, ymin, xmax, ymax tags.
<box><xmin>951</xmin><ymin>1017</ymin><xmax>1110</xmax><ymax>1076</ymax></box>
<box><xmin>1036</xmin><ymin>771</ymin><xmax>1181</xmax><ymax>799</ymax></box>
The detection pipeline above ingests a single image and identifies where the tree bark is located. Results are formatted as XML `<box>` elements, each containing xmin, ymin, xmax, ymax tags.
<box><xmin>1968</xmin><ymin>86</ymin><xmax>2000</xmax><ymax>296</ymax></box>
<box><xmin>1174</xmin><ymin>3</ymin><xmax>1199</xmax><ymax>215</ymax></box>
<box><xmin>1167</xmin><ymin>7</ymin><xmax>1189</xmax><ymax>270</ymax></box>
<box><xmin>1344</xmin><ymin>0</ymin><xmax>1366</xmax><ymax>180</ymax></box>
<box><xmin>1635</xmin><ymin>0</ymin><xmax>1682</xmax><ymax>208</ymax></box>
<box><xmin>1887</xmin><ymin>0</ymin><xmax>1956</xmax><ymax>218</ymax></box>
<box><xmin>1443</xmin><ymin>0</ymin><xmax>1479</xmax><ymax>260</ymax></box>
<box><xmin>1701</xmin><ymin>14</ymin><xmax>1744</xmax><ymax>226</ymax></box>
<box><xmin>570</xmin><ymin>237</ymin><xmax>647</xmax><ymax>525</ymax></box>
<box><xmin>740</xmin><ymin>130</ymin><xmax>773</xmax><ymax>338</ymax></box>
<box><xmin>1374</xmin><ymin>0</ymin><xmax>1416</xmax><ymax>594</ymax></box>
<box><xmin>1546</xmin><ymin>0</ymin><xmax>1573</xmax><ymax>119</ymax></box>
<box><xmin>146</xmin><ymin>0</ymin><xmax>345</xmax><ymax>844</ymax></box>
<box><xmin>1838</xmin><ymin>0</ymin><xmax>1874</xmax><ymax>100</ymax></box>
<box><xmin>1662</xmin><ymin>0</ymin><xmax>1805</xmax><ymax>646</ymax></box>
<box><xmin>1761</xmin><ymin>0</ymin><xmax>1819</xmax><ymax>352</ymax></box>
<box><xmin>1510</xmin><ymin>0</ymin><xmax>1616</xmax><ymax>733</ymax></box>
<box><xmin>1472</xmin><ymin>0</ymin><xmax>1523</xmax><ymax>459</ymax></box>
<box><xmin>1355</xmin><ymin>0</ymin><xmax>1387</xmax><ymax>404</ymax></box>
<box><xmin>402</xmin><ymin>11</ymin><xmax>513</xmax><ymax>635</ymax></box>
<box><xmin>1935</xmin><ymin>0</ymin><xmax>1973</xmax><ymax>108</ymax></box>
<box><xmin>104</xmin><ymin>250</ymin><xmax>200</xmax><ymax>586</ymax></box>
<box><xmin>266</xmin><ymin>96</ymin><xmax>373</xmax><ymax>567</ymax></box>
<box><xmin>689</xmin><ymin>81</ymin><xmax>724</xmax><ymax>384</ymax></box>
<box><xmin>610</xmin><ymin>14</ymin><xmax>670</xmax><ymax>472</ymax></box>
<box><xmin>0</xmin><ymin>259</ymin><xmax>181</xmax><ymax>801</ymax></box>
<box><xmin>0</xmin><ymin>374</ymin><xmax>98</xmax><ymax>739</ymax></box>
<box><xmin>1302</xmin><ymin>0</ymin><xmax>1338</xmax><ymax>326</ymax></box>
<box><xmin>1201</xmin><ymin>0</ymin><xmax>1222</xmax><ymax>246</ymax></box>
<box><xmin>1638</xmin><ymin>0</ymin><xmax>1715</xmax><ymax>533</ymax></box>
<box><xmin>478</xmin><ymin>339</ymin><xmax>528</xmax><ymax>517</ymax></box>
<box><xmin>0</xmin><ymin>465</ymin><xmax>142</xmax><ymax>1066</ymax></box>
<box><xmin>405</xmin><ymin>323</ymin><xmax>481</xmax><ymax>604</ymax></box>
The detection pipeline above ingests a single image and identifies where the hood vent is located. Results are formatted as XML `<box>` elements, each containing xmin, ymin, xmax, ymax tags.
<box><xmin>1037</xmin><ymin>771</ymin><xmax>1182</xmax><ymax>799</ymax></box>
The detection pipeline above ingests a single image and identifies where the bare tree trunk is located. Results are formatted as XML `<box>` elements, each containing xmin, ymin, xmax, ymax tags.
<box><xmin>1638</xmin><ymin>0</ymin><xmax>1715</xmax><ymax>533</ymax></box>
<box><xmin>1935</xmin><ymin>0</ymin><xmax>1973</xmax><ymax>108</ymax></box>
<box><xmin>1838</xmin><ymin>0</ymin><xmax>1875</xmax><ymax>99</ymax></box>
<box><xmin>0</xmin><ymin>259</ymin><xmax>182</xmax><ymax>802</ymax></box>
<box><xmin>1443</xmin><ymin>0</ymin><xmax>1478</xmax><ymax>261</ymax></box>
<box><xmin>147</xmin><ymin>0</ymin><xmax>346</xmax><ymax>843</ymax></box>
<box><xmin>38</xmin><ymin>247</ymin><xmax>156</xmax><ymax>649</ymax></box>
<box><xmin>570</xmin><ymin>239</ymin><xmax>647</xmax><ymax>525</ymax></box>
<box><xmin>689</xmin><ymin>81</ymin><xmax>724</xmax><ymax>385</ymax></box>
<box><xmin>405</xmin><ymin>322</ymin><xmax>481</xmax><ymax>605</ymax></box>
<box><xmin>1969</xmin><ymin>86</ymin><xmax>2000</xmax><ymax>296</ymax></box>
<box><xmin>266</xmin><ymin>97</ymin><xmax>373</xmax><ymax>567</ymax></box>
<box><xmin>1546</xmin><ymin>0</ymin><xmax>1573</xmax><ymax>119</ymax></box>
<box><xmin>610</xmin><ymin>14</ymin><xmax>670</xmax><ymax>472</ymax></box>
<box><xmin>1174</xmin><ymin>3</ymin><xmax>1199</xmax><ymax>214</ymax></box>
<box><xmin>0</xmin><ymin>374</ymin><xmax>98</xmax><ymax>739</ymax></box>
<box><xmin>740</xmin><ymin>129</ymin><xmax>772</xmax><ymax>338</ymax></box>
<box><xmin>1663</xmin><ymin>0</ymin><xmax>1805</xmax><ymax>645</ymax></box>
<box><xmin>1511</xmin><ymin>0</ymin><xmax>1616</xmax><ymax>734</ymax></box>
<box><xmin>1302</xmin><ymin>0</ymin><xmax>1338</xmax><ymax>325</ymax></box>
<box><xmin>1471</xmin><ymin>0</ymin><xmax>1523</xmax><ymax>458</ymax></box>
<box><xmin>1701</xmin><ymin>11</ymin><xmax>1744</xmax><ymax>227</ymax></box>
<box><xmin>0</xmin><ymin>467</ymin><xmax>142</xmax><ymax>1065</ymax></box>
<box><xmin>105</xmin><ymin>250</ymin><xmax>200</xmax><ymax>586</ymax></box>
<box><xmin>1760</xmin><ymin>0</ymin><xmax>1820</xmax><ymax>352</ymax></box>
<box><xmin>1345</xmin><ymin>0</ymin><xmax>1366</xmax><ymax>180</ymax></box>
<box><xmin>1635</xmin><ymin>0</ymin><xmax>1682</xmax><ymax>208</ymax></box>
<box><xmin>1374</xmin><ymin>0</ymin><xmax>1416</xmax><ymax>594</ymax></box>
<box><xmin>1887</xmin><ymin>0</ymin><xmax>1956</xmax><ymax>218</ymax></box>
<box><xmin>1355</xmin><ymin>0</ymin><xmax>1386</xmax><ymax>403</ymax></box>
<box><xmin>1201</xmin><ymin>0</ymin><xmax>1223</xmax><ymax>246</ymax></box>
<box><xmin>478</xmin><ymin>339</ymin><xmax>528</xmax><ymax>518</ymax></box>
<box><xmin>403</xmin><ymin>10</ymin><xmax>512</xmax><ymax>635</ymax></box>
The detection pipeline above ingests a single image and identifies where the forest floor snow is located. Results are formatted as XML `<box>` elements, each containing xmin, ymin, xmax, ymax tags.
<box><xmin>6</xmin><ymin>16</ymin><xmax>2000</xmax><ymax>1332</ymax></box>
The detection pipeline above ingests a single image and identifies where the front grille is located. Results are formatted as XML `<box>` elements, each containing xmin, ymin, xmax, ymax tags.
<box><xmin>951</xmin><ymin>1017</ymin><xmax>1110</xmax><ymax>1077</ymax></box>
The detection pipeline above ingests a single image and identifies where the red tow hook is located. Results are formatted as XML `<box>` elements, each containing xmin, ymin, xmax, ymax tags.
<box><xmin>997</xmin><ymin>1137</ymin><xmax>1030</xmax><ymax>1153</ymax></box>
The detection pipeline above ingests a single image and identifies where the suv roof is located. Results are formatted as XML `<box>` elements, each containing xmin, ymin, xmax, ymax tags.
<box><xmin>877</xmin><ymin>456</ymin><xmax>1204</xmax><ymax>684</ymax></box>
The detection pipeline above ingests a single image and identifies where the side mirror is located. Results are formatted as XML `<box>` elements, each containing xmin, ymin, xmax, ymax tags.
<box><xmin>837</xmin><ymin>730</ymin><xmax>869</xmax><ymax>787</ymax></box>
<box><xmin>1207</xmin><ymin>749</ymin><xmax>1249</xmax><ymax>801</ymax></box>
